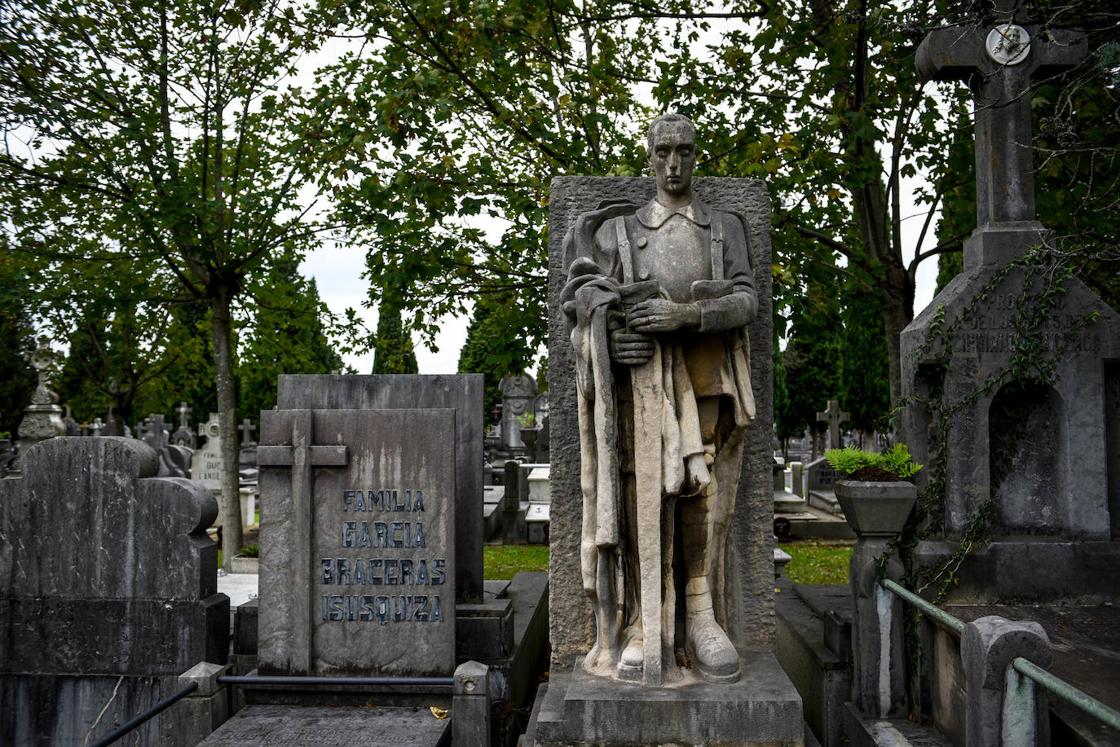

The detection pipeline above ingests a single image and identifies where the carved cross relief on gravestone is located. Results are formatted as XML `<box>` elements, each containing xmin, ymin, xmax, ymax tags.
<box><xmin>257</xmin><ymin>408</ymin><xmax>456</xmax><ymax>676</ymax></box>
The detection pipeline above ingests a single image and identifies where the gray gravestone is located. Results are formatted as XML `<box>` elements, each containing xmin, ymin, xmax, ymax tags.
<box><xmin>816</xmin><ymin>399</ymin><xmax>849</xmax><ymax>451</ymax></box>
<box><xmin>173</xmin><ymin>401</ymin><xmax>198</xmax><ymax>448</ymax></box>
<box><xmin>191</xmin><ymin>413</ymin><xmax>224</xmax><ymax>490</ymax></box>
<box><xmin>257</xmin><ymin>409</ymin><xmax>456</xmax><ymax>676</ymax></box>
<box><xmin>275</xmin><ymin>374</ymin><xmax>484</xmax><ymax>602</ymax></box>
<box><xmin>547</xmin><ymin>176</ymin><xmax>775</xmax><ymax>662</ymax></box>
<box><xmin>0</xmin><ymin>437</ymin><xmax>228</xmax><ymax>744</ymax></box>
<box><xmin>499</xmin><ymin>373</ymin><xmax>537</xmax><ymax>450</ymax></box>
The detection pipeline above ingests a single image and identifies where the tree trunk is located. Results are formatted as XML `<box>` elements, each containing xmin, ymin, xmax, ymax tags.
<box><xmin>210</xmin><ymin>287</ymin><xmax>242</xmax><ymax>569</ymax></box>
<box><xmin>879</xmin><ymin>264</ymin><xmax>913</xmax><ymax>411</ymax></box>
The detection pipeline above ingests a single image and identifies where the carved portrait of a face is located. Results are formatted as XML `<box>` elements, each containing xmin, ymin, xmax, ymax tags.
<box><xmin>648</xmin><ymin>119</ymin><xmax>696</xmax><ymax>197</ymax></box>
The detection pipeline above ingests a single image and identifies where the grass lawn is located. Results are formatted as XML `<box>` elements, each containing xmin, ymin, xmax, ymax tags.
<box><xmin>484</xmin><ymin>545</ymin><xmax>549</xmax><ymax>579</ymax></box>
<box><xmin>779</xmin><ymin>541</ymin><xmax>853</xmax><ymax>585</ymax></box>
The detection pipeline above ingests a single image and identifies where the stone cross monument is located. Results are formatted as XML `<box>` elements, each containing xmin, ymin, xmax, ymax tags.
<box><xmin>816</xmin><ymin>399</ymin><xmax>849</xmax><ymax>450</ymax></box>
<box><xmin>916</xmin><ymin>2</ymin><xmax>1086</xmax><ymax>267</ymax></box>
<box><xmin>902</xmin><ymin>6</ymin><xmax>1120</xmax><ymax>592</ymax></box>
<box><xmin>15</xmin><ymin>336</ymin><xmax>65</xmax><ymax>467</ymax></box>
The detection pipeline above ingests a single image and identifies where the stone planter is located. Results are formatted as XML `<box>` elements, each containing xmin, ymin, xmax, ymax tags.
<box><xmin>835</xmin><ymin>480</ymin><xmax>917</xmax><ymax>537</ymax></box>
<box><xmin>519</xmin><ymin>426</ymin><xmax>538</xmax><ymax>452</ymax></box>
<box><xmin>229</xmin><ymin>555</ymin><xmax>259</xmax><ymax>574</ymax></box>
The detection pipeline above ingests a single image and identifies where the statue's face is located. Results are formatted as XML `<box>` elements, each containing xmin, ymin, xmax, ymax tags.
<box><xmin>649</xmin><ymin>121</ymin><xmax>696</xmax><ymax>197</ymax></box>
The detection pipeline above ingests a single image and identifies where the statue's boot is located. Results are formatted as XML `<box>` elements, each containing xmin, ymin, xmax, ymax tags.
<box><xmin>684</xmin><ymin>577</ymin><xmax>740</xmax><ymax>682</ymax></box>
<box><xmin>617</xmin><ymin>626</ymin><xmax>644</xmax><ymax>681</ymax></box>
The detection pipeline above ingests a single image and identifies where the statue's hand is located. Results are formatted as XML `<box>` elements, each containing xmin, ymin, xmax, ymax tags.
<box><xmin>610</xmin><ymin>330</ymin><xmax>655</xmax><ymax>366</ymax></box>
<box><xmin>684</xmin><ymin>453</ymin><xmax>711</xmax><ymax>496</ymax></box>
<box><xmin>627</xmin><ymin>299</ymin><xmax>701</xmax><ymax>333</ymax></box>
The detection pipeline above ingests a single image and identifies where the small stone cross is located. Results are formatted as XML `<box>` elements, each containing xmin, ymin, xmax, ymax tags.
<box><xmin>916</xmin><ymin>3</ymin><xmax>1086</xmax><ymax>229</ymax></box>
<box><xmin>239</xmin><ymin>418</ymin><xmax>257</xmax><ymax>446</ymax></box>
<box><xmin>148</xmin><ymin>414</ymin><xmax>169</xmax><ymax>450</ymax></box>
<box><xmin>27</xmin><ymin>336</ymin><xmax>59</xmax><ymax>406</ymax></box>
<box><xmin>816</xmin><ymin>400</ymin><xmax>850</xmax><ymax>451</ymax></box>
<box><xmin>177</xmin><ymin>401</ymin><xmax>192</xmax><ymax>429</ymax></box>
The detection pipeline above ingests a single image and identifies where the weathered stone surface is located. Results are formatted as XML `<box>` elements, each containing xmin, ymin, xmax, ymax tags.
<box><xmin>453</xmin><ymin>660</ymin><xmax>491</xmax><ymax>746</ymax></box>
<box><xmin>258</xmin><ymin>409</ymin><xmax>456</xmax><ymax>677</ymax></box>
<box><xmin>276</xmin><ymin>374</ymin><xmax>483</xmax><ymax>602</ymax></box>
<box><xmin>548</xmin><ymin>176</ymin><xmax>775</xmax><ymax>663</ymax></box>
<box><xmin>962</xmin><ymin>616</ymin><xmax>1051</xmax><ymax>747</ymax></box>
<box><xmin>901</xmin><ymin>252</ymin><xmax>1120</xmax><ymax>540</ymax></box>
<box><xmin>200</xmin><ymin>705</ymin><xmax>450</xmax><ymax>746</ymax></box>
<box><xmin>0</xmin><ymin>437</ymin><xmax>228</xmax><ymax>745</ymax></box>
<box><xmin>533</xmin><ymin>651</ymin><xmax>803</xmax><ymax>745</ymax></box>
<box><xmin>191</xmin><ymin>413</ymin><xmax>224</xmax><ymax>491</ymax></box>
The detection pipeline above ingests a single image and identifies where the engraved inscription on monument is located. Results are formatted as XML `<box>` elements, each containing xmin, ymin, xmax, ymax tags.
<box><xmin>258</xmin><ymin>408</ymin><xmax>457</xmax><ymax>677</ymax></box>
<box><xmin>317</xmin><ymin>487</ymin><xmax>448</xmax><ymax>625</ymax></box>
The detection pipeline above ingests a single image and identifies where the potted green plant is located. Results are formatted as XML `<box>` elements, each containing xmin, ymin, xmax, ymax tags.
<box><xmin>826</xmin><ymin>444</ymin><xmax>922</xmax><ymax>537</ymax></box>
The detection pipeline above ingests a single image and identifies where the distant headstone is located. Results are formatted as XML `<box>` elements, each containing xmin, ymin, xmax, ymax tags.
<box><xmin>257</xmin><ymin>408</ymin><xmax>456</xmax><ymax>676</ymax></box>
<box><xmin>239</xmin><ymin>417</ymin><xmax>259</xmax><ymax>483</ymax></box>
<box><xmin>815</xmin><ymin>400</ymin><xmax>849</xmax><ymax>451</ymax></box>
<box><xmin>239</xmin><ymin>417</ymin><xmax>257</xmax><ymax>446</ymax></box>
<box><xmin>0</xmin><ymin>437</ymin><xmax>228</xmax><ymax>744</ymax></box>
<box><xmin>498</xmin><ymin>374</ymin><xmax>536</xmax><ymax>450</ymax></box>
<box><xmin>191</xmin><ymin>413</ymin><xmax>224</xmax><ymax>491</ymax></box>
<box><xmin>806</xmin><ymin>458</ymin><xmax>838</xmax><ymax>494</ymax></box>
<box><xmin>172</xmin><ymin>401</ymin><xmax>198</xmax><ymax>448</ymax></box>
<box><xmin>15</xmin><ymin>336</ymin><xmax>65</xmax><ymax>463</ymax></box>
<box><xmin>102</xmin><ymin>406</ymin><xmax>128</xmax><ymax>437</ymax></box>
<box><xmin>62</xmin><ymin>405</ymin><xmax>80</xmax><ymax>436</ymax></box>
<box><xmin>142</xmin><ymin>413</ymin><xmax>171</xmax><ymax>451</ymax></box>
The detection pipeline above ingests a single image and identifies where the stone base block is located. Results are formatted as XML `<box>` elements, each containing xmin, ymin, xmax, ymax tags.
<box><xmin>528</xmin><ymin>650</ymin><xmax>804</xmax><ymax>745</ymax></box>
<box><xmin>200</xmin><ymin>704</ymin><xmax>450</xmax><ymax>746</ymax></box>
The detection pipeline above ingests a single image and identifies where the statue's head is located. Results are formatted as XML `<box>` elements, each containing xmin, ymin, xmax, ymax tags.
<box><xmin>646</xmin><ymin>113</ymin><xmax>697</xmax><ymax>198</ymax></box>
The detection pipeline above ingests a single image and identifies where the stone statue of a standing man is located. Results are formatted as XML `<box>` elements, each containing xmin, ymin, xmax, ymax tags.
<box><xmin>561</xmin><ymin>114</ymin><xmax>756</xmax><ymax>685</ymax></box>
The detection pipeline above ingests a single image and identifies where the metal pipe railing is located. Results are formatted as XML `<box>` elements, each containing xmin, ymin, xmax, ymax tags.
<box><xmin>881</xmin><ymin>577</ymin><xmax>1120</xmax><ymax>739</ymax></box>
<box><xmin>218</xmin><ymin>674</ymin><xmax>454</xmax><ymax>689</ymax></box>
<box><xmin>879</xmin><ymin>578</ymin><xmax>965</xmax><ymax>634</ymax></box>
<box><xmin>89</xmin><ymin>682</ymin><xmax>198</xmax><ymax>747</ymax></box>
<box><xmin>1012</xmin><ymin>657</ymin><xmax>1120</xmax><ymax>731</ymax></box>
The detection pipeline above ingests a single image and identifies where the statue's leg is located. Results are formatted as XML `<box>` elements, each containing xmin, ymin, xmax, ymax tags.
<box><xmin>584</xmin><ymin>546</ymin><xmax>619</xmax><ymax>675</ymax></box>
<box><xmin>680</xmin><ymin>402</ymin><xmax>740</xmax><ymax>683</ymax></box>
<box><xmin>618</xmin><ymin>474</ymin><xmax>644</xmax><ymax>680</ymax></box>
<box><xmin>709</xmin><ymin>433</ymin><xmax>744</xmax><ymax>625</ymax></box>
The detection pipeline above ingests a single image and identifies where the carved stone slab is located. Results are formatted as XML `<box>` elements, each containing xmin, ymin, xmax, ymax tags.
<box><xmin>257</xmin><ymin>409</ymin><xmax>456</xmax><ymax>677</ymax></box>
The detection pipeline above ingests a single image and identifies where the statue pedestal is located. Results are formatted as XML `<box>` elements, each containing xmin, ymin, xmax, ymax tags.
<box><xmin>526</xmin><ymin>650</ymin><xmax>804</xmax><ymax>746</ymax></box>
